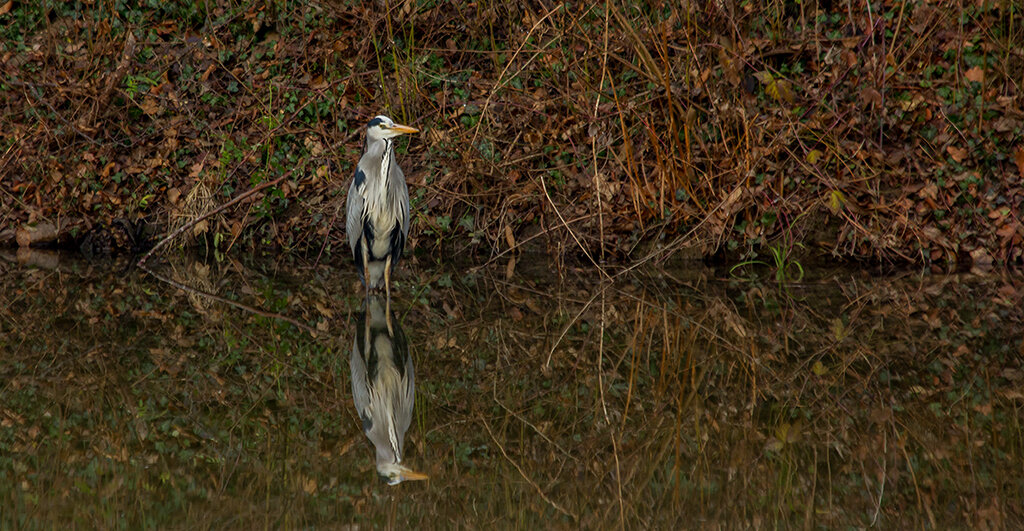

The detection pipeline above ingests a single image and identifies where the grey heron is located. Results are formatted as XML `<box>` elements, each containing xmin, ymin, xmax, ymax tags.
<box><xmin>345</xmin><ymin>115</ymin><xmax>419</xmax><ymax>308</ymax></box>
<box><xmin>350</xmin><ymin>294</ymin><xmax>427</xmax><ymax>485</ymax></box>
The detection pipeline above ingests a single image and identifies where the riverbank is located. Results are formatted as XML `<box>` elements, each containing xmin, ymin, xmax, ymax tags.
<box><xmin>2</xmin><ymin>1</ymin><xmax>1022</xmax><ymax>267</ymax></box>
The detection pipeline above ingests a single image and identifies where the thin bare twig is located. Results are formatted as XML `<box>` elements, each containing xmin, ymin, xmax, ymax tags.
<box><xmin>540</xmin><ymin>174</ymin><xmax>611</xmax><ymax>279</ymax></box>
<box><xmin>592</xmin><ymin>0</ymin><xmax>612</xmax><ymax>264</ymax></box>
<box><xmin>472</xmin><ymin>212</ymin><xmax>599</xmax><ymax>273</ymax></box>
<box><xmin>470</xmin><ymin>3</ymin><xmax>563</xmax><ymax>148</ymax></box>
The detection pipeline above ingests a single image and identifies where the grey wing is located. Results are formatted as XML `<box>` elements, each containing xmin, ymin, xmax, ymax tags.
<box><xmin>397</xmin><ymin>346</ymin><xmax>415</xmax><ymax>436</ymax></box>
<box><xmin>350</xmin><ymin>336</ymin><xmax>372</xmax><ymax>427</ymax></box>
<box><xmin>391</xmin><ymin>162</ymin><xmax>411</xmax><ymax>241</ymax></box>
<box><xmin>346</xmin><ymin>167</ymin><xmax>366</xmax><ymax>255</ymax></box>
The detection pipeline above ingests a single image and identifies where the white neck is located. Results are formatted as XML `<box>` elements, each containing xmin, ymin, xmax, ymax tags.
<box><xmin>363</xmin><ymin>137</ymin><xmax>395</xmax><ymax>213</ymax></box>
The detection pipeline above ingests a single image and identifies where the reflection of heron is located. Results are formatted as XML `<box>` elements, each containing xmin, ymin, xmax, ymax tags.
<box><xmin>351</xmin><ymin>294</ymin><xmax>427</xmax><ymax>485</ymax></box>
<box><xmin>346</xmin><ymin>115</ymin><xmax>419</xmax><ymax>311</ymax></box>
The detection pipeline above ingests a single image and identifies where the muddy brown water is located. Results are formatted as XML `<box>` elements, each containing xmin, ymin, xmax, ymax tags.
<box><xmin>1</xmin><ymin>250</ymin><xmax>1022</xmax><ymax>528</ymax></box>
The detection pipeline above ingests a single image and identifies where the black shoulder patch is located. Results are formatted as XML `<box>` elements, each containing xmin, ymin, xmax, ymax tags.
<box><xmin>353</xmin><ymin>167</ymin><xmax>366</xmax><ymax>187</ymax></box>
<box><xmin>367</xmin><ymin>117</ymin><xmax>384</xmax><ymax>128</ymax></box>
<box><xmin>362</xmin><ymin>219</ymin><xmax>376</xmax><ymax>259</ymax></box>
<box><xmin>361</xmin><ymin>414</ymin><xmax>373</xmax><ymax>432</ymax></box>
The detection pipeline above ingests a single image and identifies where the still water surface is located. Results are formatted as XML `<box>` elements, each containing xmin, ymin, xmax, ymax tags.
<box><xmin>1</xmin><ymin>250</ymin><xmax>1022</xmax><ymax>528</ymax></box>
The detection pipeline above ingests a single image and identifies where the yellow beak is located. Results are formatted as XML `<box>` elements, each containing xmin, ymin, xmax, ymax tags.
<box><xmin>389</xmin><ymin>124</ymin><xmax>419</xmax><ymax>135</ymax></box>
<box><xmin>400</xmin><ymin>468</ymin><xmax>429</xmax><ymax>481</ymax></box>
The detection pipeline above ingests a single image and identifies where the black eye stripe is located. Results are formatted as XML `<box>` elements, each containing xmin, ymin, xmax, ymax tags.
<box><xmin>367</xmin><ymin>117</ymin><xmax>385</xmax><ymax>128</ymax></box>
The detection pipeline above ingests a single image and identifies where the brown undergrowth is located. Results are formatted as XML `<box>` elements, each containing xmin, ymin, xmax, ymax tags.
<box><xmin>1</xmin><ymin>1</ymin><xmax>1022</xmax><ymax>266</ymax></box>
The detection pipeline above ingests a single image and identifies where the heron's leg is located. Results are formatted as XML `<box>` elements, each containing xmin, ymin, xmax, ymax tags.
<box><xmin>361</xmin><ymin>236</ymin><xmax>371</xmax><ymax>300</ymax></box>
<box><xmin>384</xmin><ymin>254</ymin><xmax>393</xmax><ymax>334</ymax></box>
<box><xmin>363</xmin><ymin>298</ymin><xmax>371</xmax><ymax>350</ymax></box>
<box><xmin>383</xmin><ymin>254</ymin><xmax>393</xmax><ymax>303</ymax></box>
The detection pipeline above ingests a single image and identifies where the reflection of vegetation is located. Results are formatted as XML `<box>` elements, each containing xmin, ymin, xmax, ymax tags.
<box><xmin>0</xmin><ymin>255</ymin><xmax>1022</xmax><ymax>527</ymax></box>
<box><xmin>0</xmin><ymin>255</ymin><xmax>355</xmax><ymax>527</ymax></box>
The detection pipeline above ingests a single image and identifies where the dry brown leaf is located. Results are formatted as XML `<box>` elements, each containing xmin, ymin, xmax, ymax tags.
<box><xmin>964</xmin><ymin>66</ymin><xmax>984</xmax><ymax>84</ymax></box>
<box><xmin>899</xmin><ymin>93</ymin><xmax>925</xmax><ymax>112</ymax></box>
<box><xmin>314</xmin><ymin>301</ymin><xmax>333</xmax><ymax>318</ymax></box>
<box><xmin>0</xmin><ymin>1</ymin><xmax>11</xmax><ymax>15</ymax></box>
<box><xmin>946</xmin><ymin>145</ymin><xmax>968</xmax><ymax>163</ymax></box>
<box><xmin>918</xmin><ymin>183</ymin><xmax>938</xmax><ymax>200</ymax></box>
<box><xmin>100</xmin><ymin>161</ymin><xmax>116</xmax><ymax>178</ymax></box>
<box><xmin>996</xmin><ymin>223</ymin><xmax>1019</xmax><ymax>238</ymax></box>
<box><xmin>722</xmin><ymin>186</ymin><xmax>743</xmax><ymax>210</ymax></box>
<box><xmin>843</xmin><ymin>49</ymin><xmax>857</xmax><ymax>67</ymax></box>
<box><xmin>718</xmin><ymin>46</ymin><xmax>741</xmax><ymax>86</ymax></box>
<box><xmin>827</xmin><ymin>190</ymin><xmax>845</xmax><ymax>214</ymax></box>
<box><xmin>1001</xmin><ymin>389</ymin><xmax>1024</xmax><ymax>401</ymax></box>
<box><xmin>200</xmin><ymin>63</ymin><xmax>216</xmax><ymax>82</ymax></box>
<box><xmin>752</xmin><ymin>71</ymin><xmax>774</xmax><ymax>85</ymax></box>
<box><xmin>860</xmin><ymin>87</ymin><xmax>883</xmax><ymax>107</ymax></box>
<box><xmin>970</xmin><ymin>248</ymin><xmax>993</xmax><ymax>264</ymax></box>
<box><xmin>139</xmin><ymin>96</ymin><xmax>162</xmax><ymax>116</ymax></box>
<box><xmin>767</xmin><ymin>79</ymin><xmax>796</xmax><ymax>103</ymax></box>
<box><xmin>922</xmin><ymin>226</ymin><xmax>948</xmax><ymax>244</ymax></box>
<box><xmin>1013</xmin><ymin>147</ymin><xmax>1024</xmax><ymax>176</ymax></box>
<box><xmin>504</xmin><ymin>224</ymin><xmax>515</xmax><ymax>249</ymax></box>
<box><xmin>189</xmin><ymin>161</ymin><xmax>204</xmax><ymax>179</ymax></box>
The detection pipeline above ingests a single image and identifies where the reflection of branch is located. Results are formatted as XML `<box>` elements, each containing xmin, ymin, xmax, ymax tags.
<box><xmin>137</xmin><ymin>169</ymin><xmax>295</xmax><ymax>266</ymax></box>
<box><xmin>490</xmin><ymin>378</ymin><xmax>576</xmax><ymax>461</ymax></box>
<box><xmin>139</xmin><ymin>263</ymin><xmax>318</xmax><ymax>336</ymax></box>
<box><xmin>545</xmin><ymin>286</ymin><xmax>605</xmax><ymax>369</ymax></box>
<box><xmin>481</xmin><ymin>418</ymin><xmax>577</xmax><ymax>522</ymax></box>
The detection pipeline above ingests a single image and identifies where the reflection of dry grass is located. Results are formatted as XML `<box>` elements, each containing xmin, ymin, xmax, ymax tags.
<box><xmin>168</xmin><ymin>258</ymin><xmax>216</xmax><ymax>314</ymax></box>
<box><xmin>406</xmin><ymin>267</ymin><xmax>1024</xmax><ymax>528</ymax></box>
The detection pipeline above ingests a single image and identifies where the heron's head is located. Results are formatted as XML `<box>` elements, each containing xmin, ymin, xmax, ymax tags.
<box><xmin>366</xmin><ymin>115</ymin><xmax>419</xmax><ymax>141</ymax></box>
<box><xmin>377</xmin><ymin>462</ymin><xmax>428</xmax><ymax>486</ymax></box>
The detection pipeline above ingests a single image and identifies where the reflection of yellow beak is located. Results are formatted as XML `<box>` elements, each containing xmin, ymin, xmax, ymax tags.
<box><xmin>390</xmin><ymin>124</ymin><xmax>419</xmax><ymax>135</ymax></box>
<box><xmin>400</xmin><ymin>468</ymin><xmax>429</xmax><ymax>481</ymax></box>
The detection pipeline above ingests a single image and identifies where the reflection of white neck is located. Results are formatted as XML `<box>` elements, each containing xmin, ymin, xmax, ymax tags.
<box><xmin>372</xmin><ymin>336</ymin><xmax>404</xmax><ymax>462</ymax></box>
